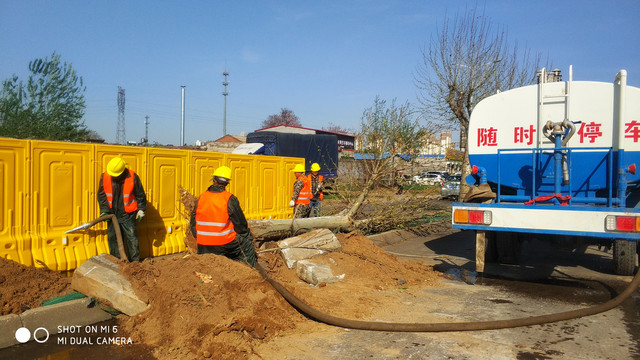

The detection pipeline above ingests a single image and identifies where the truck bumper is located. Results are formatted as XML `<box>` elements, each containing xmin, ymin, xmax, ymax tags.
<box><xmin>451</xmin><ymin>202</ymin><xmax>640</xmax><ymax>240</ymax></box>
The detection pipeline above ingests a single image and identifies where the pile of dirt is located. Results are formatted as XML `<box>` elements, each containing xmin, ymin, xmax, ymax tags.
<box><xmin>118</xmin><ymin>231</ymin><xmax>441</xmax><ymax>359</ymax></box>
<box><xmin>0</xmin><ymin>258</ymin><xmax>72</xmax><ymax>315</ymax></box>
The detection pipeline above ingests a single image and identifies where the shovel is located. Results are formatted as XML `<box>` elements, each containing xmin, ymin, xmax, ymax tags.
<box><xmin>66</xmin><ymin>214</ymin><xmax>128</xmax><ymax>262</ymax></box>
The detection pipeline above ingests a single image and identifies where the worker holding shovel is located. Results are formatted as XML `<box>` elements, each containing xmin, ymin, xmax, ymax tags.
<box><xmin>189</xmin><ymin>166</ymin><xmax>257</xmax><ymax>267</ymax></box>
<box><xmin>307</xmin><ymin>163</ymin><xmax>324</xmax><ymax>217</ymax></box>
<box><xmin>97</xmin><ymin>157</ymin><xmax>147</xmax><ymax>261</ymax></box>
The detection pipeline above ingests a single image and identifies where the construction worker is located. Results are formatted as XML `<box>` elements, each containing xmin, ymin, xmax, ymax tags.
<box><xmin>307</xmin><ymin>163</ymin><xmax>324</xmax><ymax>217</ymax></box>
<box><xmin>97</xmin><ymin>157</ymin><xmax>147</xmax><ymax>262</ymax></box>
<box><xmin>290</xmin><ymin>163</ymin><xmax>311</xmax><ymax>218</ymax></box>
<box><xmin>189</xmin><ymin>166</ymin><xmax>257</xmax><ymax>267</ymax></box>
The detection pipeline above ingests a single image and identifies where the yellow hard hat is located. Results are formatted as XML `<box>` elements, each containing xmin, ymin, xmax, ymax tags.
<box><xmin>212</xmin><ymin>166</ymin><xmax>232</xmax><ymax>180</ymax></box>
<box><xmin>293</xmin><ymin>164</ymin><xmax>305</xmax><ymax>173</ymax></box>
<box><xmin>107</xmin><ymin>157</ymin><xmax>126</xmax><ymax>177</ymax></box>
<box><xmin>311</xmin><ymin>163</ymin><xmax>321</xmax><ymax>172</ymax></box>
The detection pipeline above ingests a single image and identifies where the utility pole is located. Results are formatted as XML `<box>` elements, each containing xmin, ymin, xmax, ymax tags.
<box><xmin>116</xmin><ymin>87</ymin><xmax>126</xmax><ymax>145</ymax></box>
<box><xmin>144</xmin><ymin>115</ymin><xmax>150</xmax><ymax>145</ymax></box>
<box><xmin>180</xmin><ymin>86</ymin><xmax>185</xmax><ymax>146</ymax></box>
<box><xmin>222</xmin><ymin>70</ymin><xmax>229</xmax><ymax>136</ymax></box>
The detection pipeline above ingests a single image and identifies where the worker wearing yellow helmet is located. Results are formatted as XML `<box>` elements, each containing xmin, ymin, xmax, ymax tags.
<box><xmin>189</xmin><ymin>166</ymin><xmax>257</xmax><ymax>266</ymax></box>
<box><xmin>307</xmin><ymin>163</ymin><xmax>324</xmax><ymax>217</ymax></box>
<box><xmin>97</xmin><ymin>156</ymin><xmax>147</xmax><ymax>261</ymax></box>
<box><xmin>290</xmin><ymin>163</ymin><xmax>311</xmax><ymax>218</ymax></box>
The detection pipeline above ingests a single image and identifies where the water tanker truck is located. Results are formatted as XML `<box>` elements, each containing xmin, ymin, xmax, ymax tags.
<box><xmin>452</xmin><ymin>67</ymin><xmax>640</xmax><ymax>275</ymax></box>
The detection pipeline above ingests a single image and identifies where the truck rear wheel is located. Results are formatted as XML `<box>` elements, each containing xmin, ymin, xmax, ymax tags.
<box><xmin>613</xmin><ymin>239</ymin><xmax>637</xmax><ymax>276</ymax></box>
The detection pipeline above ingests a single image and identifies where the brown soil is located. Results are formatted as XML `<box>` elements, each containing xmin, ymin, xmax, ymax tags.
<box><xmin>117</xmin><ymin>231</ymin><xmax>442</xmax><ymax>360</ymax></box>
<box><xmin>0</xmin><ymin>258</ymin><xmax>72</xmax><ymax>315</ymax></box>
<box><xmin>0</xmin><ymin>187</ymin><xmax>447</xmax><ymax>359</ymax></box>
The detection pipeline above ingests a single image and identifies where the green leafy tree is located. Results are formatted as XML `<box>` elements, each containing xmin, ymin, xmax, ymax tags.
<box><xmin>0</xmin><ymin>52</ymin><xmax>89</xmax><ymax>141</ymax></box>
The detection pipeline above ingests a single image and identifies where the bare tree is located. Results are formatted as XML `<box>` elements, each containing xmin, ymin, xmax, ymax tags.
<box><xmin>322</xmin><ymin>122</ymin><xmax>354</xmax><ymax>135</ymax></box>
<box><xmin>261</xmin><ymin>108</ymin><xmax>302</xmax><ymax>128</ymax></box>
<box><xmin>345</xmin><ymin>97</ymin><xmax>427</xmax><ymax>218</ymax></box>
<box><xmin>414</xmin><ymin>6</ymin><xmax>544</xmax><ymax>199</ymax></box>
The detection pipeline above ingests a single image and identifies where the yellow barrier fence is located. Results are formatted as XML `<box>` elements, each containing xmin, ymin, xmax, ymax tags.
<box><xmin>0</xmin><ymin>138</ymin><xmax>302</xmax><ymax>271</ymax></box>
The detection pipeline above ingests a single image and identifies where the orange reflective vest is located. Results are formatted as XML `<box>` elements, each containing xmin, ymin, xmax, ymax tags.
<box><xmin>308</xmin><ymin>174</ymin><xmax>324</xmax><ymax>201</ymax></box>
<box><xmin>103</xmin><ymin>169</ymin><xmax>138</xmax><ymax>213</ymax></box>
<box><xmin>195</xmin><ymin>190</ymin><xmax>237</xmax><ymax>246</ymax></box>
<box><xmin>294</xmin><ymin>176</ymin><xmax>312</xmax><ymax>205</ymax></box>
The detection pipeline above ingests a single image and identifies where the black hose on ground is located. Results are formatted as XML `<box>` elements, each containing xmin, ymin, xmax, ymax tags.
<box><xmin>256</xmin><ymin>263</ymin><xmax>640</xmax><ymax>332</ymax></box>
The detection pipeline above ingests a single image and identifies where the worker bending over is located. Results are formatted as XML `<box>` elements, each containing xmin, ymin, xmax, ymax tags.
<box><xmin>307</xmin><ymin>163</ymin><xmax>324</xmax><ymax>217</ymax></box>
<box><xmin>290</xmin><ymin>164</ymin><xmax>311</xmax><ymax>218</ymax></box>
<box><xmin>97</xmin><ymin>157</ymin><xmax>147</xmax><ymax>261</ymax></box>
<box><xmin>190</xmin><ymin>166</ymin><xmax>257</xmax><ymax>267</ymax></box>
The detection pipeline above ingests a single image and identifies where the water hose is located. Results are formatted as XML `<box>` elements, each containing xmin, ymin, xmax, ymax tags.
<box><xmin>256</xmin><ymin>263</ymin><xmax>640</xmax><ymax>332</ymax></box>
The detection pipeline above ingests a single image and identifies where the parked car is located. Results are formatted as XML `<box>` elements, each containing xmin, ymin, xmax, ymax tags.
<box><xmin>412</xmin><ymin>173</ymin><xmax>445</xmax><ymax>186</ymax></box>
<box><xmin>426</xmin><ymin>170</ymin><xmax>449</xmax><ymax>178</ymax></box>
<box><xmin>440</xmin><ymin>174</ymin><xmax>461</xmax><ymax>199</ymax></box>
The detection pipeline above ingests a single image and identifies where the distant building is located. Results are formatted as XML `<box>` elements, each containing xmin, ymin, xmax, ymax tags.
<box><xmin>255</xmin><ymin>124</ymin><xmax>355</xmax><ymax>156</ymax></box>
<box><xmin>205</xmin><ymin>135</ymin><xmax>246</xmax><ymax>153</ymax></box>
<box><xmin>420</xmin><ymin>132</ymin><xmax>453</xmax><ymax>156</ymax></box>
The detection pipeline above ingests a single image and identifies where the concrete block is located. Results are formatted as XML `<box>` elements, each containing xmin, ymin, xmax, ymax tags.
<box><xmin>278</xmin><ymin>228</ymin><xmax>341</xmax><ymax>252</ymax></box>
<box><xmin>295</xmin><ymin>260</ymin><xmax>344</xmax><ymax>285</ymax></box>
<box><xmin>71</xmin><ymin>254</ymin><xmax>149</xmax><ymax>316</ymax></box>
<box><xmin>20</xmin><ymin>298</ymin><xmax>113</xmax><ymax>342</ymax></box>
<box><xmin>0</xmin><ymin>314</ymin><xmax>22</xmax><ymax>348</ymax></box>
<box><xmin>278</xmin><ymin>228</ymin><xmax>342</xmax><ymax>268</ymax></box>
<box><xmin>280</xmin><ymin>248</ymin><xmax>327</xmax><ymax>269</ymax></box>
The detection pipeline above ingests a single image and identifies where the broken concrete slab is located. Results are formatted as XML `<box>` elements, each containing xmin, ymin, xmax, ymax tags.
<box><xmin>295</xmin><ymin>260</ymin><xmax>344</xmax><ymax>285</ymax></box>
<box><xmin>278</xmin><ymin>228</ymin><xmax>341</xmax><ymax>251</ymax></box>
<box><xmin>280</xmin><ymin>248</ymin><xmax>327</xmax><ymax>269</ymax></box>
<box><xmin>0</xmin><ymin>314</ymin><xmax>22</xmax><ymax>348</ymax></box>
<box><xmin>71</xmin><ymin>254</ymin><xmax>149</xmax><ymax>316</ymax></box>
<box><xmin>0</xmin><ymin>298</ymin><xmax>113</xmax><ymax>349</ymax></box>
<box><xmin>278</xmin><ymin>228</ymin><xmax>342</xmax><ymax>269</ymax></box>
<box><xmin>21</xmin><ymin>298</ymin><xmax>113</xmax><ymax>340</ymax></box>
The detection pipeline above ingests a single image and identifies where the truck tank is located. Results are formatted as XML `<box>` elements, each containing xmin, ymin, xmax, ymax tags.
<box><xmin>453</xmin><ymin>68</ymin><xmax>640</xmax><ymax>275</ymax></box>
<box><xmin>468</xmin><ymin>68</ymin><xmax>640</xmax><ymax>207</ymax></box>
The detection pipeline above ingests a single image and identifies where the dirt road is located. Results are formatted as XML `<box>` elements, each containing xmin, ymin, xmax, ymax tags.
<box><xmin>2</xmin><ymin>225</ymin><xmax>638</xmax><ymax>359</ymax></box>
<box><xmin>255</xmin><ymin>229</ymin><xmax>639</xmax><ymax>360</ymax></box>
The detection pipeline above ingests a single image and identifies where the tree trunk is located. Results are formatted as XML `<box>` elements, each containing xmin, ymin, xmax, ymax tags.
<box><xmin>458</xmin><ymin>149</ymin><xmax>472</xmax><ymax>201</ymax></box>
<box><xmin>344</xmin><ymin>181</ymin><xmax>373</xmax><ymax>219</ymax></box>
<box><xmin>248</xmin><ymin>216</ymin><xmax>364</xmax><ymax>240</ymax></box>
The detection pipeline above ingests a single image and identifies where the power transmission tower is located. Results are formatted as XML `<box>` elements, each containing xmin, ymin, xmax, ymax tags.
<box><xmin>222</xmin><ymin>70</ymin><xmax>229</xmax><ymax>136</ymax></box>
<box><xmin>144</xmin><ymin>115</ymin><xmax>150</xmax><ymax>144</ymax></box>
<box><xmin>116</xmin><ymin>87</ymin><xmax>126</xmax><ymax>145</ymax></box>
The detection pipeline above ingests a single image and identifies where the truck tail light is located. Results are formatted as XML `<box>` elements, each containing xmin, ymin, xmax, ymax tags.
<box><xmin>605</xmin><ymin>215</ymin><xmax>640</xmax><ymax>232</ymax></box>
<box><xmin>454</xmin><ymin>209</ymin><xmax>492</xmax><ymax>225</ymax></box>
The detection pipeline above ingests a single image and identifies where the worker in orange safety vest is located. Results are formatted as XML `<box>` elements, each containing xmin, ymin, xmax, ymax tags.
<box><xmin>97</xmin><ymin>157</ymin><xmax>147</xmax><ymax>261</ymax></box>
<box><xmin>290</xmin><ymin>163</ymin><xmax>311</xmax><ymax>218</ymax></box>
<box><xmin>307</xmin><ymin>163</ymin><xmax>324</xmax><ymax>217</ymax></box>
<box><xmin>189</xmin><ymin>166</ymin><xmax>257</xmax><ymax>266</ymax></box>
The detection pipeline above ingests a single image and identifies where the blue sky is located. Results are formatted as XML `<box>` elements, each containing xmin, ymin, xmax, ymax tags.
<box><xmin>1</xmin><ymin>1</ymin><xmax>639</xmax><ymax>146</ymax></box>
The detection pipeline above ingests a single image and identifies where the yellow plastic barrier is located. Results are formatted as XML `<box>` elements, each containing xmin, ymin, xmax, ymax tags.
<box><xmin>0</xmin><ymin>138</ymin><xmax>302</xmax><ymax>271</ymax></box>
